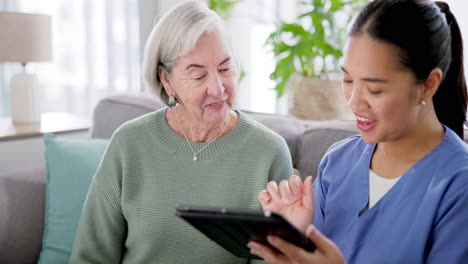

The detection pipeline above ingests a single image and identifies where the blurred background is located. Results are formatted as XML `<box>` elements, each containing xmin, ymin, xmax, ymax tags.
<box><xmin>0</xmin><ymin>0</ymin><xmax>467</xmax><ymax>120</ymax></box>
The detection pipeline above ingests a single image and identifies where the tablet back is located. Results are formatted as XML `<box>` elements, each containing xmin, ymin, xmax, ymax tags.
<box><xmin>175</xmin><ymin>205</ymin><xmax>315</xmax><ymax>259</ymax></box>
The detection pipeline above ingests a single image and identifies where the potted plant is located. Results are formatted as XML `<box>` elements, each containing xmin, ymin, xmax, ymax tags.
<box><xmin>266</xmin><ymin>0</ymin><xmax>366</xmax><ymax>120</ymax></box>
<box><xmin>208</xmin><ymin>0</ymin><xmax>241</xmax><ymax>20</ymax></box>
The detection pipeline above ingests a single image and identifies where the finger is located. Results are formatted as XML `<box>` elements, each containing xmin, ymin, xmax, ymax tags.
<box><xmin>267</xmin><ymin>235</ymin><xmax>307</xmax><ymax>263</ymax></box>
<box><xmin>305</xmin><ymin>225</ymin><xmax>340</xmax><ymax>255</ymax></box>
<box><xmin>258</xmin><ymin>189</ymin><xmax>272</xmax><ymax>209</ymax></box>
<box><xmin>279</xmin><ymin>180</ymin><xmax>293</xmax><ymax>201</ymax></box>
<box><xmin>288</xmin><ymin>175</ymin><xmax>303</xmax><ymax>199</ymax></box>
<box><xmin>267</xmin><ymin>181</ymin><xmax>281</xmax><ymax>201</ymax></box>
<box><xmin>248</xmin><ymin>241</ymin><xmax>286</xmax><ymax>264</ymax></box>
<box><xmin>302</xmin><ymin>176</ymin><xmax>314</xmax><ymax>210</ymax></box>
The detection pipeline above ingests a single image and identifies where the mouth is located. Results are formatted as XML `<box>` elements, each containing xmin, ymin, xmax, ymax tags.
<box><xmin>206</xmin><ymin>100</ymin><xmax>226</xmax><ymax>107</ymax></box>
<box><xmin>355</xmin><ymin>114</ymin><xmax>377</xmax><ymax>132</ymax></box>
<box><xmin>356</xmin><ymin>115</ymin><xmax>375</xmax><ymax>125</ymax></box>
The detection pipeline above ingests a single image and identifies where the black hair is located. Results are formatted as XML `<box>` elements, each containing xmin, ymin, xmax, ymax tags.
<box><xmin>350</xmin><ymin>0</ymin><xmax>467</xmax><ymax>139</ymax></box>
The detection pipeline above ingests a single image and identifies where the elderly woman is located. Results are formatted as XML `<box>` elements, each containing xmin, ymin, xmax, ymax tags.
<box><xmin>69</xmin><ymin>1</ymin><xmax>292</xmax><ymax>263</ymax></box>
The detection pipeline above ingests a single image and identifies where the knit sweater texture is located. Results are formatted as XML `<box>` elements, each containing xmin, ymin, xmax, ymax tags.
<box><xmin>70</xmin><ymin>109</ymin><xmax>293</xmax><ymax>263</ymax></box>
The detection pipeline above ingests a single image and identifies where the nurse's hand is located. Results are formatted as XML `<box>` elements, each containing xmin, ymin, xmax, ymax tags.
<box><xmin>247</xmin><ymin>224</ymin><xmax>345</xmax><ymax>264</ymax></box>
<box><xmin>258</xmin><ymin>175</ymin><xmax>314</xmax><ymax>232</ymax></box>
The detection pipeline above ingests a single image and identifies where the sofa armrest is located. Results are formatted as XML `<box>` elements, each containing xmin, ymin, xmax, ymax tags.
<box><xmin>0</xmin><ymin>166</ymin><xmax>47</xmax><ymax>264</ymax></box>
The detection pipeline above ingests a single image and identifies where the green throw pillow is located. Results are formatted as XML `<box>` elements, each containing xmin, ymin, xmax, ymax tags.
<box><xmin>38</xmin><ymin>134</ymin><xmax>109</xmax><ymax>264</ymax></box>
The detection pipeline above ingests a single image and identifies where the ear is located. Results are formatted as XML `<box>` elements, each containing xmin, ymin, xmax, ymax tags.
<box><xmin>420</xmin><ymin>68</ymin><xmax>443</xmax><ymax>104</ymax></box>
<box><xmin>158</xmin><ymin>65</ymin><xmax>174</xmax><ymax>96</ymax></box>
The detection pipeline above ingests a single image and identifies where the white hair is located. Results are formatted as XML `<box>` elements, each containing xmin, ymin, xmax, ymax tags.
<box><xmin>142</xmin><ymin>1</ymin><xmax>228</xmax><ymax>105</ymax></box>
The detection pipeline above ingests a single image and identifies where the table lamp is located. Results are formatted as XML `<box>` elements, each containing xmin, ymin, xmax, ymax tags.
<box><xmin>0</xmin><ymin>12</ymin><xmax>52</xmax><ymax>124</ymax></box>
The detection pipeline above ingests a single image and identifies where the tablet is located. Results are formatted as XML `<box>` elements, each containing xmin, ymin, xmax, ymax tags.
<box><xmin>175</xmin><ymin>204</ymin><xmax>316</xmax><ymax>259</ymax></box>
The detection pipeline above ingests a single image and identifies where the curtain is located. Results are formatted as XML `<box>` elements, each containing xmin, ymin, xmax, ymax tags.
<box><xmin>0</xmin><ymin>0</ymin><xmax>140</xmax><ymax>118</ymax></box>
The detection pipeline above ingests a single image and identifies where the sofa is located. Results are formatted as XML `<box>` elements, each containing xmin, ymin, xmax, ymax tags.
<box><xmin>1</xmin><ymin>94</ymin><xmax>466</xmax><ymax>263</ymax></box>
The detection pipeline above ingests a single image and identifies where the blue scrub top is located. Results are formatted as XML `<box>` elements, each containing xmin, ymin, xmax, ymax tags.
<box><xmin>313</xmin><ymin>126</ymin><xmax>468</xmax><ymax>263</ymax></box>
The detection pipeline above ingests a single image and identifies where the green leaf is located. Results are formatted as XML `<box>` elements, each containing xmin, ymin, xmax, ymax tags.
<box><xmin>208</xmin><ymin>0</ymin><xmax>241</xmax><ymax>20</ymax></box>
<box><xmin>265</xmin><ymin>0</ymin><xmax>368</xmax><ymax>97</ymax></box>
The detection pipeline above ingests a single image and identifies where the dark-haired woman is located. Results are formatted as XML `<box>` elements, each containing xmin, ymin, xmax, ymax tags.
<box><xmin>248</xmin><ymin>0</ymin><xmax>468</xmax><ymax>263</ymax></box>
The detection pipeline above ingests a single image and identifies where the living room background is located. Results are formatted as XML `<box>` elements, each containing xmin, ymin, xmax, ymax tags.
<box><xmin>0</xmin><ymin>0</ymin><xmax>467</xmax><ymax>119</ymax></box>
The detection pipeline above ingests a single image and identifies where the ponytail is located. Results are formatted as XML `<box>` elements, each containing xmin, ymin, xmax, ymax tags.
<box><xmin>434</xmin><ymin>1</ymin><xmax>467</xmax><ymax>139</ymax></box>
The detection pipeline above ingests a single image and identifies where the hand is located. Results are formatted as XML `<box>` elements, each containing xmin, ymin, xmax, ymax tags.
<box><xmin>247</xmin><ymin>225</ymin><xmax>345</xmax><ymax>264</ymax></box>
<box><xmin>258</xmin><ymin>175</ymin><xmax>314</xmax><ymax>231</ymax></box>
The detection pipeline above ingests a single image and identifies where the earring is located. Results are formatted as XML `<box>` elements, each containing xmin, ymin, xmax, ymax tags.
<box><xmin>168</xmin><ymin>96</ymin><xmax>177</xmax><ymax>108</ymax></box>
<box><xmin>421</xmin><ymin>100</ymin><xmax>427</xmax><ymax>106</ymax></box>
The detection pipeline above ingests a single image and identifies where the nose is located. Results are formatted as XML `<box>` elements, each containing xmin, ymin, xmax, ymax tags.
<box><xmin>346</xmin><ymin>85</ymin><xmax>368</xmax><ymax>111</ymax></box>
<box><xmin>207</xmin><ymin>71</ymin><xmax>225</xmax><ymax>97</ymax></box>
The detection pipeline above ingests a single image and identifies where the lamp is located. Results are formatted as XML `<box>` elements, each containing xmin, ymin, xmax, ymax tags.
<box><xmin>0</xmin><ymin>12</ymin><xmax>52</xmax><ymax>124</ymax></box>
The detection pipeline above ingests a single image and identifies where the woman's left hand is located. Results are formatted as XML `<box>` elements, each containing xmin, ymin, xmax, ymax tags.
<box><xmin>247</xmin><ymin>225</ymin><xmax>345</xmax><ymax>264</ymax></box>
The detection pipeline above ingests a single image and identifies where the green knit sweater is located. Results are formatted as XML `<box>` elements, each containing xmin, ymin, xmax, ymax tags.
<box><xmin>70</xmin><ymin>109</ymin><xmax>293</xmax><ymax>264</ymax></box>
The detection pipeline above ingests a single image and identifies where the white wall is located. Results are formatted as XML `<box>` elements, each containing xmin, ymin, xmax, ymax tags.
<box><xmin>445</xmin><ymin>0</ymin><xmax>468</xmax><ymax>81</ymax></box>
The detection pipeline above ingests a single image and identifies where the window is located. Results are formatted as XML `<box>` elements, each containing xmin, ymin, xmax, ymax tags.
<box><xmin>0</xmin><ymin>0</ymin><xmax>140</xmax><ymax>118</ymax></box>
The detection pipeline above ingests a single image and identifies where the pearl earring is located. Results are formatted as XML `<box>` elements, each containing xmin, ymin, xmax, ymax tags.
<box><xmin>421</xmin><ymin>101</ymin><xmax>427</xmax><ymax>106</ymax></box>
<box><xmin>168</xmin><ymin>96</ymin><xmax>177</xmax><ymax>108</ymax></box>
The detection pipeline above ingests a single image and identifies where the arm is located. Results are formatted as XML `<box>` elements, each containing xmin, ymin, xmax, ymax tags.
<box><xmin>427</xmin><ymin>177</ymin><xmax>468</xmax><ymax>263</ymax></box>
<box><xmin>69</xmin><ymin>137</ymin><xmax>126</xmax><ymax>263</ymax></box>
<box><xmin>311</xmin><ymin>154</ymin><xmax>329</xmax><ymax>230</ymax></box>
<box><xmin>268</xmin><ymin>138</ymin><xmax>294</xmax><ymax>182</ymax></box>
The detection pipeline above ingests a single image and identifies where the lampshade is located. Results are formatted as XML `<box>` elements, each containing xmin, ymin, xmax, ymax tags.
<box><xmin>0</xmin><ymin>12</ymin><xmax>52</xmax><ymax>124</ymax></box>
<box><xmin>0</xmin><ymin>12</ymin><xmax>52</xmax><ymax>63</ymax></box>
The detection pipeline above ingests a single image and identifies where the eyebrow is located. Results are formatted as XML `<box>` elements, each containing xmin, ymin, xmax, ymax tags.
<box><xmin>185</xmin><ymin>57</ymin><xmax>231</xmax><ymax>71</ymax></box>
<box><xmin>340</xmin><ymin>66</ymin><xmax>389</xmax><ymax>83</ymax></box>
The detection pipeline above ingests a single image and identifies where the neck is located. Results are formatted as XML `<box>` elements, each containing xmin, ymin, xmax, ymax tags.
<box><xmin>167</xmin><ymin>106</ymin><xmax>233</xmax><ymax>142</ymax></box>
<box><xmin>376</xmin><ymin>118</ymin><xmax>444</xmax><ymax>163</ymax></box>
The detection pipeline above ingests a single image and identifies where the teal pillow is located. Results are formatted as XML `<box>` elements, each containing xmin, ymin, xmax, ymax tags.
<box><xmin>38</xmin><ymin>134</ymin><xmax>109</xmax><ymax>264</ymax></box>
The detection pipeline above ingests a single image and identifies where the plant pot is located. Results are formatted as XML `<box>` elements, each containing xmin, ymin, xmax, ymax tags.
<box><xmin>287</xmin><ymin>76</ymin><xmax>353</xmax><ymax>120</ymax></box>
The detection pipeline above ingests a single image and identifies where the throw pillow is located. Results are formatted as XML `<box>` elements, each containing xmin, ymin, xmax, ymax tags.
<box><xmin>38</xmin><ymin>134</ymin><xmax>109</xmax><ymax>264</ymax></box>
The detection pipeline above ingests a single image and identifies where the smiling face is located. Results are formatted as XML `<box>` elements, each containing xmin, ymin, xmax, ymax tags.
<box><xmin>341</xmin><ymin>34</ymin><xmax>426</xmax><ymax>144</ymax></box>
<box><xmin>160</xmin><ymin>28</ymin><xmax>237</xmax><ymax>125</ymax></box>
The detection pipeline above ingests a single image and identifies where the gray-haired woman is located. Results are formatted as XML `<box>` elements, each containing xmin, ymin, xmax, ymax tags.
<box><xmin>69</xmin><ymin>1</ymin><xmax>292</xmax><ymax>263</ymax></box>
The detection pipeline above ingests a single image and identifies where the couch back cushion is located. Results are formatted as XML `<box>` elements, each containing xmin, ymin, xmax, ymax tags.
<box><xmin>241</xmin><ymin>111</ymin><xmax>306</xmax><ymax>168</ymax></box>
<box><xmin>91</xmin><ymin>94</ymin><xmax>165</xmax><ymax>138</ymax></box>
<box><xmin>297</xmin><ymin>120</ymin><xmax>358</xmax><ymax>179</ymax></box>
<box><xmin>90</xmin><ymin>95</ymin><xmax>307</xmax><ymax>168</ymax></box>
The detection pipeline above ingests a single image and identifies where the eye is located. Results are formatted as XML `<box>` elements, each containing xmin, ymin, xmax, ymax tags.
<box><xmin>368</xmin><ymin>89</ymin><xmax>382</xmax><ymax>95</ymax></box>
<box><xmin>219</xmin><ymin>68</ymin><xmax>230</xmax><ymax>73</ymax></box>
<box><xmin>191</xmin><ymin>74</ymin><xmax>206</xmax><ymax>81</ymax></box>
<box><xmin>342</xmin><ymin>79</ymin><xmax>353</xmax><ymax>84</ymax></box>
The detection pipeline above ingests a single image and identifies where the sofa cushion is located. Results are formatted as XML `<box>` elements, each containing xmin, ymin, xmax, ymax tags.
<box><xmin>38</xmin><ymin>135</ymin><xmax>109</xmax><ymax>264</ymax></box>
<box><xmin>91</xmin><ymin>94</ymin><xmax>164</xmax><ymax>138</ymax></box>
<box><xmin>297</xmin><ymin>120</ymin><xmax>358</xmax><ymax>179</ymax></box>
<box><xmin>242</xmin><ymin>110</ymin><xmax>307</xmax><ymax>168</ymax></box>
<box><xmin>0</xmin><ymin>166</ymin><xmax>47</xmax><ymax>264</ymax></box>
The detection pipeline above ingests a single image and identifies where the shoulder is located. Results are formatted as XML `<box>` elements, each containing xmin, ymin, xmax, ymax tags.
<box><xmin>437</xmin><ymin>131</ymin><xmax>468</xmax><ymax>189</ymax></box>
<box><xmin>324</xmin><ymin>135</ymin><xmax>367</xmax><ymax>159</ymax></box>
<box><xmin>110</xmin><ymin>109</ymin><xmax>164</xmax><ymax>144</ymax></box>
<box><xmin>436</xmin><ymin>128</ymin><xmax>468</xmax><ymax>178</ymax></box>
<box><xmin>441</xmin><ymin>127</ymin><xmax>468</xmax><ymax>157</ymax></box>
<box><xmin>317</xmin><ymin>135</ymin><xmax>370</xmax><ymax>175</ymax></box>
<box><xmin>237</xmin><ymin>110</ymin><xmax>289</xmax><ymax>146</ymax></box>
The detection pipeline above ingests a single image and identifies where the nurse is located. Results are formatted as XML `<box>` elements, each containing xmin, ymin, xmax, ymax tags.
<box><xmin>248</xmin><ymin>0</ymin><xmax>468</xmax><ymax>263</ymax></box>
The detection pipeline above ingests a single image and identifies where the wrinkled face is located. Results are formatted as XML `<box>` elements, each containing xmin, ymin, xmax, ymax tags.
<box><xmin>341</xmin><ymin>34</ymin><xmax>424</xmax><ymax>144</ymax></box>
<box><xmin>162</xmin><ymin>28</ymin><xmax>237</xmax><ymax>125</ymax></box>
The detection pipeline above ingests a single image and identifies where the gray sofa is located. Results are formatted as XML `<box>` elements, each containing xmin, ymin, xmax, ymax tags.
<box><xmin>1</xmin><ymin>94</ymin><xmax>465</xmax><ymax>263</ymax></box>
